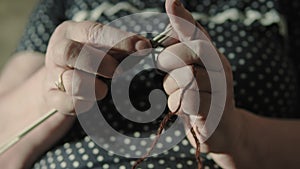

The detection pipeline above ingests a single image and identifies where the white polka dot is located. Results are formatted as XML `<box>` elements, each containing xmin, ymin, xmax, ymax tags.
<box><xmin>133</xmin><ymin>131</ymin><xmax>141</xmax><ymax>138</ymax></box>
<box><xmin>174</xmin><ymin>130</ymin><xmax>181</xmax><ymax>137</ymax></box>
<box><xmin>130</xmin><ymin>161</ymin><xmax>136</xmax><ymax>166</ymax></box>
<box><xmin>130</xmin><ymin>145</ymin><xmax>136</xmax><ymax>151</ymax></box>
<box><xmin>240</xmin><ymin>73</ymin><xmax>247</xmax><ymax>79</ymax></box>
<box><xmin>182</xmin><ymin>139</ymin><xmax>189</xmax><ymax>146</ymax></box>
<box><xmin>49</xmin><ymin>163</ymin><xmax>56</xmax><ymax>169</ymax></box>
<box><xmin>47</xmin><ymin>157</ymin><xmax>53</xmax><ymax>163</ymax></box>
<box><xmin>46</xmin><ymin>151</ymin><xmax>53</xmax><ymax>157</ymax></box>
<box><xmin>110</xmin><ymin>136</ymin><xmax>116</xmax><ymax>142</ymax></box>
<box><xmin>92</xmin><ymin>148</ymin><xmax>99</xmax><ymax>155</ymax></box>
<box><xmin>238</xmin><ymin>58</ymin><xmax>246</xmax><ymax>65</ymax></box>
<box><xmin>228</xmin><ymin>53</ymin><xmax>235</xmax><ymax>59</ymax></box>
<box><xmin>68</xmin><ymin>154</ymin><xmax>75</xmax><ymax>161</ymax></box>
<box><xmin>187</xmin><ymin>160</ymin><xmax>193</xmax><ymax>165</ymax></box>
<box><xmin>125</xmin><ymin>153</ymin><xmax>131</xmax><ymax>158</ymax></box>
<box><xmin>119</xmin><ymin>165</ymin><xmax>126</xmax><ymax>169</ymax></box>
<box><xmin>150</xmin><ymin>134</ymin><xmax>156</xmax><ymax>140</ymax></box>
<box><xmin>156</xmin><ymin>142</ymin><xmax>163</xmax><ymax>149</ymax></box>
<box><xmin>103</xmin><ymin>143</ymin><xmax>110</xmax><ymax>149</ymax></box>
<box><xmin>169</xmin><ymin>156</ymin><xmax>175</xmax><ymax>161</ymax></box>
<box><xmin>78</xmin><ymin>148</ymin><xmax>85</xmax><ymax>154</ymax></box>
<box><xmin>147</xmin><ymin>163</ymin><xmax>154</xmax><ymax>168</ymax></box>
<box><xmin>180</xmin><ymin>153</ymin><xmax>186</xmax><ymax>158</ymax></box>
<box><xmin>66</xmin><ymin>148</ymin><xmax>72</xmax><ymax>154</ymax></box>
<box><xmin>54</xmin><ymin>149</ymin><xmax>61</xmax><ymax>155</ymax></box>
<box><xmin>72</xmin><ymin>161</ymin><xmax>80</xmax><ymax>168</ymax></box>
<box><xmin>158</xmin><ymin>159</ymin><xmax>165</xmax><ymax>165</ymax></box>
<box><xmin>60</xmin><ymin>161</ymin><xmax>67</xmax><ymax>168</ymax></box>
<box><xmin>97</xmin><ymin>155</ymin><xmax>104</xmax><ymax>162</ymax></box>
<box><xmin>140</xmin><ymin>140</ymin><xmax>147</xmax><ymax>146</ymax></box>
<box><xmin>84</xmin><ymin>136</ymin><xmax>91</xmax><ymax>142</ymax></box>
<box><xmin>190</xmin><ymin>148</ymin><xmax>196</xmax><ymax>154</ymax></box>
<box><xmin>172</xmin><ymin>145</ymin><xmax>180</xmax><ymax>152</ymax></box>
<box><xmin>57</xmin><ymin>155</ymin><xmax>63</xmax><ymax>162</ymax></box>
<box><xmin>87</xmin><ymin>161</ymin><xmax>94</xmax><ymax>168</ymax></box>
<box><xmin>226</xmin><ymin>41</ymin><xmax>233</xmax><ymax>47</ymax></box>
<box><xmin>88</xmin><ymin>141</ymin><xmax>95</xmax><ymax>148</ymax></box>
<box><xmin>108</xmin><ymin>151</ymin><xmax>114</xmax><ymax>156</ymax></box>
<box><xmin>135</xmin><ymin>150</ymin><xmax>142</xmax><ymax>156</ymax></box>
<box><xmin>176</xmin><ymin>163</ymin><xmax>183</xmax><ymax>168</ymax></box>
<box><xmin>124</xmin><ymin>138</ymin><xmax>131</xmax><ymax>144</ymax></box>
<box><xmin>82</xmin><ymin>154</ymin><xmax>89</xmax><ymax>161</ymax></box>
<box><xmin>41</xmin><ymin>166</ymin><xmax>47</xmax><ymax>169</ymax></box>
<box><xmin>165</xmin><ymin>136</ymin><xmax>172</xmax><ymax>143</ymax></box>
<box><xmin>114</xmin><ymin>146</ymin><xmax>122</xmax><ymax>153</ymax></box>
<box><xmin>75</xmin><ymin>142</ymin><xmax>82</xmax><ymax>148</ymax></box>
<box><xmin>134</xmin><ymin>25</ymin><xmax>141</xmax><ymax>32</ymax></box>
<box><xmin>114</xmin><ymin>157</ymin><xmax>120</xmax><ymax>163</ymax></box>
<box><xmin>64</xmin><ymin>143</ymin><xmax>70</xmax><ymax>149</ymax></box>
<box><xmin>103</xmin><ymin>164</ymin><xmax>110</xmax><ymax>169</ymax></box>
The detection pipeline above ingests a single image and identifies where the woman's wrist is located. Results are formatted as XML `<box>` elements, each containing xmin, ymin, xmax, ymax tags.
<box><xmin>209</xmin><ymin>107</ymin><xmax>249</xmax><ymax>169</ymax></box>
<box><xmin>0</xmin><ymin>66</ymin><xmax>75</xmax><ymax>168</ymax></box>
<box><xmin>229</xmin><ymin>108</ymin><xmax>266</xmax><ymax>169</ymax></box>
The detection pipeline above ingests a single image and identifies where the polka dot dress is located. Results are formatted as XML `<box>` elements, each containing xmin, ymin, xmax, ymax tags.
<box><xmin>15</xmin><ymin>0</ymin><xmax>300</xmax><ymax>168</ymax></box>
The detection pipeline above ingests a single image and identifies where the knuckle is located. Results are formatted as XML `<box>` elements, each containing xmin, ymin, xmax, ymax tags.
<box><xmin>68</xmin><ymin>70</ymin><xmax>83</xmax><ymax>96</ymax></box>
<box><xmin>62</xmin><ymin>70</ymin><xmax>74</xmax><ymax>94</ymax></box>
<box><xmin>87</xmin><ymin>22</ymin><xmax>104</xmax><ymax>43</ymax></box>
<box><xmin>54</xmin><ymin>21</ymin><xmax>73</xmax><ymax>36</ymax></box>
<box><xmin>63</xmin><ymin>40</ymin><xmax>83</xmax><ymax>66</ymax></box>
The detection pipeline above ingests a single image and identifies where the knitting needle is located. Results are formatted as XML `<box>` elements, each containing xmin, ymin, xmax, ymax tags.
<box><xmin>0</xmin><ymin>109</ymin><xmax>58</xmax><ymax>155</ymax></box>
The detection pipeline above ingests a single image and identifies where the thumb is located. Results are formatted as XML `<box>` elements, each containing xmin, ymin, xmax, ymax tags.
<box><xmin>165</xmin><ymin>0</ymin><xmax>209</xmax><ymax>41</ymax></box>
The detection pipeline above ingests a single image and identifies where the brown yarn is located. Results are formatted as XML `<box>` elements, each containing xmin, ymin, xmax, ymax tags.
<box><xmin>190</xmin><ymin>126</ymin><xmax>202</xmax><ymax>169</ymax></box>
<box><xmin>132</xmin><ymin>65</ymin><xmax>202</xmax><ymax>169</ymax></box>
<box><xmin>131</xmin><ymin>111</ymin><xmax>176</xmax><ymax>169</ymax></box>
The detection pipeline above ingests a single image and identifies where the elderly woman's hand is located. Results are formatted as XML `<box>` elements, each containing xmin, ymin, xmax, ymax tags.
<box><xmin>43</xmin><ymin>20</ymin><xmax>151</xmax><ymax>115</ymax></box>
<box><xmin>158</xmin><ymin>0</ymin><xmax>244</xmax><ymax>168</ymax></box>
<box><xmin>0</xmin><ymin>20</ymin><xmax>151</xmax><ymax>169</ymax></box>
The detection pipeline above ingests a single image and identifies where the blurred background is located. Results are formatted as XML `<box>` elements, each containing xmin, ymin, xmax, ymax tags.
<box><xmin>0</xmin><ymin>0</ymin><xmax>38</xmax><ymax>69</ymax></box>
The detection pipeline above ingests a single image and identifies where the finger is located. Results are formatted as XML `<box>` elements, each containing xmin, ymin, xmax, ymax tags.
<box><xmin>159</xmin><ymin>24</ymin><xmax>180</xmax><ymax>47</ymax></box>
<box><xmin>52</xmin><ymin>21</ymin><xmax>151</xmax><ymax>52</ymax></box>
<box><xmin>62</xmin><ymin>69</ymin><xmax>108</xmax><ymax>101</ymax></box>
<box><xmin>168</xmin><ymin>89</ymin><xmax>211</xmax><ymax>117</ymax></box>
<box><xmin>185</xmin><ymin>124</ymin><xmax>209</xmax><ymax>151</ymax></box>
<box><xmin>48</xmin><ymin>40</ymin><xmax>120</xmax><ymax>78</ymax></box>
<box><xmin>46</xmin><ymin>91</ymin><xmax>96</xmax><ymax>115</ymax></box>
<box><xmin>163</xmin><ymin>65</ymin><xmax>211</xmax><ymax>95</ymax></box>
<box><xmin>157</xmin><ymin>40</ymin><xmax>222</xmax><ymax>72</ymax></box>
<box><xmin>46</xmin><ymin>90</ymin><xmax>74</xmax><ymax>115</ymax></box>
<box><xmin>165</xmin><ymin>0</ymin><xmax>210</xmax><ymax>41</ymax></box>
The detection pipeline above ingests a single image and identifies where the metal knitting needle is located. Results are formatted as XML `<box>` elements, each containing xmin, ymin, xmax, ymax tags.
<box><xmin>150</xmin><ymin>25</ymin><xmax>173</xmax><ymax>76</ymax></box>
<box><xmin>0</xmin><ymin>109</ymin><xmax>58</xmax><ymax>155</ymax></box>
<box><xmin>151</xmin><ymin>24</ymin><xmax>173</xmax><ymax>48</ymax></box>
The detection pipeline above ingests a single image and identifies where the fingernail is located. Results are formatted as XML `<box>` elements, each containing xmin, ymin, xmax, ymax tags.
<box><xmin>133</xmin><ymin>39</ymin><xmax>152</xmax><ymax>56</ymax></box>
<box><xmin>135</xmin><ymin>39</ymin><xmax>151</xmax><ymax>50</ymax></box>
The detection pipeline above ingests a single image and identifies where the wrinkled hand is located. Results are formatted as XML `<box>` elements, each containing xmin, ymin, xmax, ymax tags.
<box><xmin>158</xmin><ymin>0</ymin><xmax>243</xmax><ymax>164</ymax></box>
<box><xmin>44</xmin><ymin>21</ymin><xmax>151</xmax><ymax>115</ymax></box>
